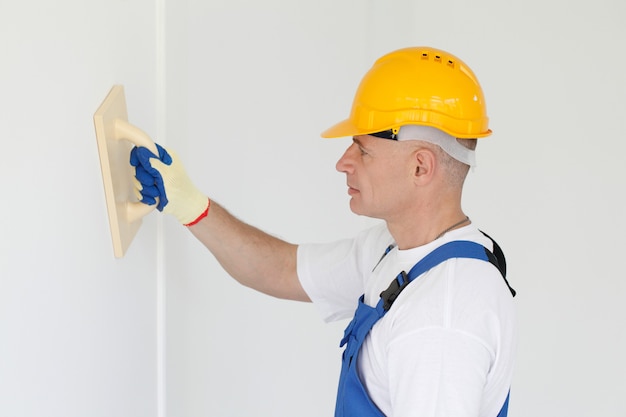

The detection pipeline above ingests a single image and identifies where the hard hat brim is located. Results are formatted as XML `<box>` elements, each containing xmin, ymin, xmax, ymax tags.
<box><xmin>321</xmin><ymin>118</ymin><xmax>492</xmax><ymax>139</ymax></box>
<box><xmin>321</xmin><ymin>118</ymin><xmax>372</xmax><ymax>139</ymax></box>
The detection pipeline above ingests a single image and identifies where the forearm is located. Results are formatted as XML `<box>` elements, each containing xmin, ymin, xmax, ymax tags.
<box><xmin>187</xmin><ymin>201</ymin><xmax>310</xmax><ymax>302</ymax></box>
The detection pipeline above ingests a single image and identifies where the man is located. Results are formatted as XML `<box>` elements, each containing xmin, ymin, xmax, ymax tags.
<box><xmin>132</xmin><ymin>46</ymin><xmax>516</xmax><ymax>417</ymax></box>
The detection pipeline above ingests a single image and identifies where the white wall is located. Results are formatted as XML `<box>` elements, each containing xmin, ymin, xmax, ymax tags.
<box><xmin>164</xmin><ymin>1</ymin><xmax>626</xmax><ymax>417</ymax></box>
<box><xmin>0</xmin><ymin>1</ymin><xmax>162</xmax><ymax>416</ymax></box>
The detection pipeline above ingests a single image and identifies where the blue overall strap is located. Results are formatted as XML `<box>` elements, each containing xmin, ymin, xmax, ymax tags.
<box><xmin>380</xmin><ymin>239</ymin><xmax>514</xmax><ymax>312</ymax></box>
<box><xmin>335</xmin><ymin>240</ymin><xmax>514</xmax><ymax>417</ymax></box>
<box><xmin>497</xmin><ymin>391</ymin><xmax>510</xmax><ymax>417</ymax></box>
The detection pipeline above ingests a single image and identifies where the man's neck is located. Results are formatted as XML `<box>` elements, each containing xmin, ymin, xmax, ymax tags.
<box><xmin>386</xmin><ymin>205</ymin><xmax>468</xmax><ymax>250</ymax></box>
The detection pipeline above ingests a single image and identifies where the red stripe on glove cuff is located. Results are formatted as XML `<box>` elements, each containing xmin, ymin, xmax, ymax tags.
<box><xmin>184</xmin><ymin>199</ymin><xmax>211</xmax><ymax>227</ymax></box>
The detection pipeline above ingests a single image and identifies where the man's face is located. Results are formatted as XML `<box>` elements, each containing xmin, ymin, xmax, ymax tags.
<box><xmin>335</xmin><ymin>135</ymin><xmax>417</xmax><ymax>220</ymax></box>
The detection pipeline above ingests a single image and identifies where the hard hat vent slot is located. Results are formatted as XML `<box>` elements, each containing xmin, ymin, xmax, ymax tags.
<box><xmin>420</xmin><ymin>51</ymin><xmax>455</xmax><ymax>68</ymax></box>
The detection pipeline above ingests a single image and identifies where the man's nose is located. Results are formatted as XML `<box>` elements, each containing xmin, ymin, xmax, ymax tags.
<box><xmin>336</xmin><ymin>143</ymin><xmax>356</xmax><ymax>173</ymax></box>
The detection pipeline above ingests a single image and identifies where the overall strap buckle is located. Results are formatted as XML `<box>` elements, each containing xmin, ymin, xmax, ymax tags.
<box><xmin>380</xmin><ymin>271</ymin><xmax>409</xmax><ymax>311</ymax></box>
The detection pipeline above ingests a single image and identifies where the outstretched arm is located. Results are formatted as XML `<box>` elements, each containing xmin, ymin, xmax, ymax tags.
<box><xmin>132</xmin><ymin>145</ymin><xmax>310</xmax><ymax>302</ymax></box>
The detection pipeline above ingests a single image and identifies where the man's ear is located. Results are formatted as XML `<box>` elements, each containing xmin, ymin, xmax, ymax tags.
<box><xmin>413</xmin><ymin>148</ymin><xmax>436</xmax><ymax>184</ymax></box>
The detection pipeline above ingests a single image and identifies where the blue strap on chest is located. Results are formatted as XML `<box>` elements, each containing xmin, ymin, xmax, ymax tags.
<box><xmin>379</xmin><ymin>238</ymin><xmax>515</xmax><ymax>313</ymax></box>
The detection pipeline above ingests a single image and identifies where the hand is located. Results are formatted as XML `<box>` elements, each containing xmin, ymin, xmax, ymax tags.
<box><xmin>131</xmin><ymin>143</ymin><xmax>171</xmax><ymax>210</ymax></box>
<box><xmin>131</xmin><ymin>144</ymin><xmax>210</xmax><ymax>225</ymax></box>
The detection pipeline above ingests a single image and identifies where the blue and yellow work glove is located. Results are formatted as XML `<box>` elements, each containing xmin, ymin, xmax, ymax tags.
<box><xmin>130</xmin><ymin>144</ymin><xmax>210</xmax><ymax>226</ymax></box>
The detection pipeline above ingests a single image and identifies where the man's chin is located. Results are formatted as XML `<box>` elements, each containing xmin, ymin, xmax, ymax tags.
<box><xmin>349</xmin><ymin>200</ymin><xmax>368</xmax><ymax>217</ymax></box>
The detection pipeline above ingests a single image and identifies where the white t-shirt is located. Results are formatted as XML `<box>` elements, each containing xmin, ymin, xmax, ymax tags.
<box><xmin>297</xmin><ymin>222</ymin><xmax>516</xmax><ymax>417</ymax></box>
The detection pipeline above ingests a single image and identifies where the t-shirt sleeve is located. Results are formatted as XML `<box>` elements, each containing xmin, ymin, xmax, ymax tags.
<box><xmin>297</xmin><ymin>223</ymin><xmax>392</xmax><ymax>322</ymax></box>
<box><xmin>386</xmin><ymin>326</ymin><xmax>492</xmax><ymax>417</ymax></box>
<box><xmin>379</xmin><ymin>258</ymin><xmax>515</xmax><ymax>417</ymax></box>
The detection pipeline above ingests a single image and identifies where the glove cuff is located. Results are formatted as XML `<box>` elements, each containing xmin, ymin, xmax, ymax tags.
<box><xmin>183</xmin><ymin>198</ymin><xmax>211</xmax><ymax>227</ymax></box>
<box><xmin>168</xmin><ymin>191</ymin><xmax>209</xmax><ymax>225</ymax></box>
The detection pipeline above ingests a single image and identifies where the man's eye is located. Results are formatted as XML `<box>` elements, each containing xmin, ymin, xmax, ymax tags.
<box><xmin>359</xmin><ymin>147</ymin><xmax>368</xmax><ymax>155</ymax></box>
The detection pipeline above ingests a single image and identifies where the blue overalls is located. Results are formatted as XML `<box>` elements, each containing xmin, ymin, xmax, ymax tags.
<box><xmin>335</xmin><ymin>238</ymin><xmax>516</xmax><ymax>417</ymax></box>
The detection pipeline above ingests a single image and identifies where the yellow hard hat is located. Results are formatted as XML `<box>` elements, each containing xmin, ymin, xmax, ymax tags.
<box><xmin>321</xmin><ymin>47</ymin><xmax>491</xmax><ymax>139</ymax></box>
